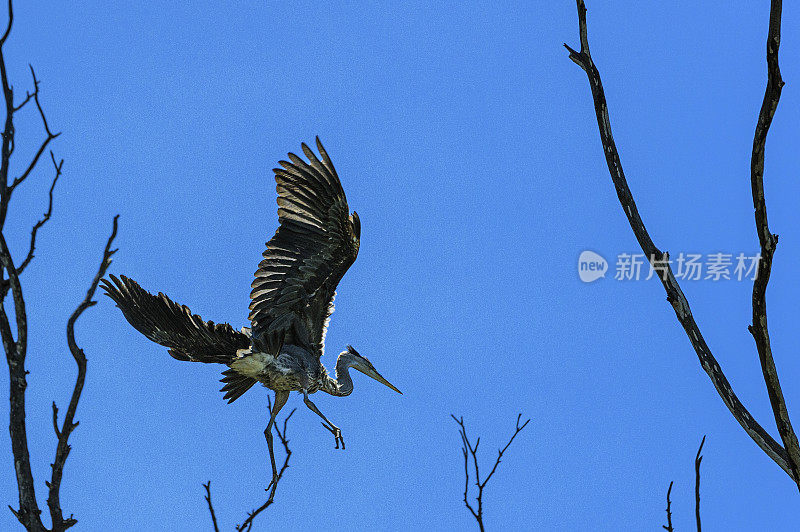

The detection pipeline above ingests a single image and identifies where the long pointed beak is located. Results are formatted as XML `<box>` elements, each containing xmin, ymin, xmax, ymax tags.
<box><xmin>354</xmin><ymin>366</ymin><xmax>403</xmax><ymax>394</ymax></box>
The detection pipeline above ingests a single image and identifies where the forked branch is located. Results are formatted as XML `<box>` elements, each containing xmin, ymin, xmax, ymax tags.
<box><xmin>202</xmin><ymin>482</ymin><xmax>219</xmax><ymax>532</ymax></box>
<box><xmin>452</xmin><ymin>414</ymin><xmax>529</xmax><ymax>532</ymax></box>
<box><xmin>564</xmin><ymin>0</ymin><xmax>799</xmax><ymax>487</ymax></box>
<box><xmin>17</xmin><ymin>151</ymin><xmax>62</xmax><ymax>275</ymax></box>
<box><xmin>1</xmin><ymin>1</ymin><xmax>120</xmax><ymax>529</ymax></box>
<box><xmin>46</xmin><ymin>215</ymin><xmax>118</xmax><ymax>531</ymax></box>
<box><xmin>9</xmin><ymin>65</ymin><xmax>61</xmax><ymax>195</ymax></box>
<box><xmin>205</xmin><ymin>400</ymin><xmax>296</xmax><ymax>532</ymax></box>
<box><xmin>236</xmin><ymin>401</ymin><xmax>295</xmax><ymax>532</ymax></box>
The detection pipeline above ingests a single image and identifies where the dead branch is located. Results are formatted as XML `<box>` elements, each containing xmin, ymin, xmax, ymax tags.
<box><xmin>1</xmin><ymin>230</ymin><xmax>41</xmax><ymax>530</ymax></box>
<box><xmin>662</xmin><ymin>481</ymin><xmax>673</xmax><ymax>532</ymax></box>
<box><xmin>0</xmin><ymin>3</ymin><xmax>44</xmax><ymax>528</ymax></box>
<box><xmin>17</xmin><ymin>151</ymin><xmax>61</xmax><ymax>275</ymax></box>
<box><xmin>204</xmin><ymin>399</ymin><xmax>296</xmax><ymax>532</ymax></box>
<box><xmin>8</xmin><ymin>65</ymin><xmax>60</xmax><ymax>195</ymax></box>
<box><xmin>202</xmin><ymin>482</ymin><xmax>220</xmax><ymax>532</ymax></box>
<box><xmin>564</xmin><ymin>0</ymin><xmax>798</xmax><ymax>485</ymax></box>
<box><xmin>0</xmin><ymin>1</ymin><xmax>119</xmax><ymax>529</ymax></box>
<box><xmin>661</xmin><ymin>436</ymin><xmax>706</xmax><ymax>530</ymax></box>
<box><xmin>451</xmin><ymin>414</ymin><xmax>529</xmax><ymax>532</ymax></box>
<box><xmin>745</xmin><ymin>0</ymin><xmax>800</xmax><ymax>487</ymax></box>
<box><xmin>45</xmin><ymin>216</ymin><xmax>118</xmax><ymax>531</ymax></box>
<box><xmin>236</xmin><ymin>401</ymin><xmax>295</xmax><ymax>532</ymax></box>
<box><xmin>695</xmin><ymin>436</ymin><xmax>705</xmax><ymax>532</ymax></box>
<box><xmin>0</xmin><ymin>0</ymin><xmax>13</xmax><ymax>235</ymax></box>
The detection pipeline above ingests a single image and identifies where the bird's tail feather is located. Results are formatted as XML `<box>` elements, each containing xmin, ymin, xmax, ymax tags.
<box><xmin>220</xmin><ymin>369</ymin><xmax>258</xmax><ymax>403</ymax></box>
<box><xmin>101</xmin><ymin>274</ymin><xmax>250</xmax><ymax>365</ymax></box>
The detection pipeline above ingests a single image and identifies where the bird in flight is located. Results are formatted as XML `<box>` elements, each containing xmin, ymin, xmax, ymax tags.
<box><xmin>101</xmin><ymin>138</ymin><xmax>401</xmax><ymax>486</ymax></box>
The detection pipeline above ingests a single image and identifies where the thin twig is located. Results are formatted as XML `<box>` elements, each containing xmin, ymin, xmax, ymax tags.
<box><xmin>745</xmin><ymin>0</ymin><xmax>800</xmax><ymax>491</ymax></box>
<box><xmin>451</xmin><ymin>414</ymin><xmax>529</xmax><ymax>531</ymax></box>
<box><xmin>454</xmin><ymin>415</ymin><xmax>479</xmax><ymax>523</ymax></box>
<box><xmin>46</xmin><ymin>215</ymin><xmax>118</xmax><ymax>531</ymax></box>
<box><xmin>203</xmin><ymin>482</ymin><xmax>220</xmax><ymax>532</ymax></box>
<box><xmin>16</xmin><ymin>151</ymin><xmax>61</xmax><ymax>275</ymax></box>
<box><xmin>662</xmin><ymin>481</ymin><xmax>673</xmax><ymax>532</ymax></box>
<box><xmin>234</xmin><ymin>402</ymin><xmax>296</xmax><ymax>532</ymax></box>
<box><xmin>695</xmin><ymin>436</ymin><xmax>705</xmax><ymax>532</ymax></box>
<box><xmin>12</xmin><ymin>87</ymin><xmax>33</xmax><ymax>112</ymax></box>
<box><xmin>564</xmin><ymin>0</ymin><xmax>796</xmax><ymax>482</ymax></box>
<box><xmin>8</xmin><ymin>66</ymin><xmax>60</xmax><ymax>195</ymax></box>
<box><xmin>0</xmin><ymin>1</ymin><xmax>14</xmax><ymax>233</ymax></box>
<box><xmin>0</xmin><ymin>0</ymin><xmax>11</xmax><ymax>47</ymax></box>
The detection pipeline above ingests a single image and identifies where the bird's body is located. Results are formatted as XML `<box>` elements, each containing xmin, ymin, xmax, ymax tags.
<box><xmin>230</xmin><ymin>343</ymin><xmax>334</xmax><ymax>395</ymax></box>
<box><xmin>232</xmin><ymin>346</ymin><xmax>317</xmax><ymax>393</ymax></box>
<box><xmin>101</xmin><ymin>138</ymin><xmax>400</xmax><ymax>486</ymax></box>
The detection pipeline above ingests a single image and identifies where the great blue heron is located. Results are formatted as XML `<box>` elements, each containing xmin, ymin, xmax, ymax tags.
<box><xmin>101</xmin><ymin>138</ymin><xmax>401</xmax><ymax>487</ymax></box>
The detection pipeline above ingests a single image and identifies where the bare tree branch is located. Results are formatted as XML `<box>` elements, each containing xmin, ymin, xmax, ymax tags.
<box><xmin>695</xmin><ymin>436</ymin><xmax>705</xmax><ymax>532</ymax></box>
<box><xmin>662</xmin><ymin>481</ymin><xmax>673</xmax><ymax>532</ymax></box>
<box><xmin>17</xmin><ymin>151</ymin><xmax>61</xmax><ymax>275</ymax></box>
<box><xmin>661</xmin><ymin>437</ymin><xmax>706</xmax><ymax>530</ymax></box>
<box><xmin>234</xmin><ymin>401</ymin><xmax>296</xmax><ymax>532</ymax></box>
<box><xmin>8</xmin><ymin>66</ymin><xmax>61</xmax><ymax>195</ymax></box>
<box><xmin>203</xmin><ymin>398</ymin><xmax>297</xmax><ymax>532</ymax></box>
<box><xmin>45</xmin><ymin>215</ymin><xmax>118</xmax><ymax>531</ymax></box>
<box><xmin>0</xmin><ymin>1</ymin><xmax>14</xmax><ymax>234</ymax></box>
<box><xmin>0</xmin><ymin>0</ymin><xmax>11</xmax><ymax>48</ymax></box>
<box><xmin>663</xmin><ymin>482</ymin><xmax>674</xmax><ymax>531</ymax></box>
<box><xmin>0</xmin><ymin>229</ymin><xmax>43</xmax><ymax>531</ymax></box>
<box><xmin>564</xmin><ymin>0</ymin><xmax>797</xmax><ymax>483</ymax></box>
<box><xmin>744</xmin><ymin>0</ymin><xmax>800</xmax><ymax>488</ymax></box>
<box><xmin>0</xmin><ymin>3</ymin><xmax>120</xmax><ymax>529</ymax></box>
<box><xmin>202</xmin><ymin>482</ymin><xmax>220</xmax><ymax>532</ymax></box>
<box><xmin>451</xmin><ymin>414</ymin><xmax>529</xmax><ymax>531</ymax></box>
<box><xmin>0</xmin><ymin>5</ymin><xmax>46</xmax><ymax>528</ymax></box>
<box><xmin>12</xmin><ymin>87</ymin><xmax>34</xmax><ymax>113</ymax></box>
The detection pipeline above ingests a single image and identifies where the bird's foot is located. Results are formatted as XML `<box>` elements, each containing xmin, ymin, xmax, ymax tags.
<box><xmin>322</xmin><ymin>422</ymin><xmax>345</xmax><ymax>450</ymax></box>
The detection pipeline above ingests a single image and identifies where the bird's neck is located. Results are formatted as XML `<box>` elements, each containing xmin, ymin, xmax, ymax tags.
<box><xmin>321</xmin><ymin>353</ymin><xmax>355</xmax><ymax>397</ymax></box>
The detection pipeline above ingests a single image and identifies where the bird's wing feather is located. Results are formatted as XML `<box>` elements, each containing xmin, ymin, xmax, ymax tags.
<box><xmin>249</xmin><ymin>138</ymin><xmax>360</xmax><ymax>357</ymax></box>
<box><xmin>102</xmin><ymin>274</ymin><xmax>250</xmax><ymax>364</ymax></box>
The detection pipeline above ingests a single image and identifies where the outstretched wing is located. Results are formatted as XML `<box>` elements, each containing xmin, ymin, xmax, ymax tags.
<box><xmin>248</xmin><ymin>138</ymin><xmax>360</xmax><ymax>357</ymax></box>
<box><xmin>102</xmin><ymin>274</ymin><xmax>250</xmax><ymax>364</ymax></box>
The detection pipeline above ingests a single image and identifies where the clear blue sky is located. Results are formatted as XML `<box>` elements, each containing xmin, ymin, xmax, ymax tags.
<box><xmin>2</xmin><ymin>1</ymin><xmax>800</xmax><ymax>530</ymax></box>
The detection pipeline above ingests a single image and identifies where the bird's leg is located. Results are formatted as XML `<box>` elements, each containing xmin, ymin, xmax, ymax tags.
<box><xmin>302</xmin><ymin>389</ymin><xmax>345</xmax><ymax>450</ymax></box>
<box><xmin>265</xmin><ymin>390</ymin><xmax>290</xmax><ymax>490</ymax></box>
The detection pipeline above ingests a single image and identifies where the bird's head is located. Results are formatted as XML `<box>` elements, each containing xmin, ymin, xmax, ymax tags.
<box><xmin>342</xmin><ymin>345</ymin><xmax>402</xmax><ymax>394</ymax></box>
